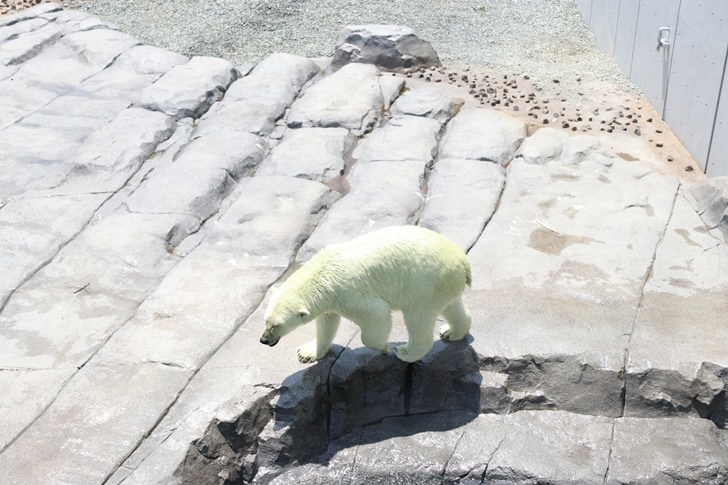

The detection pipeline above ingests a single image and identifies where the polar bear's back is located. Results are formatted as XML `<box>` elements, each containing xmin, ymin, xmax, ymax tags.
<box><xmin>319</xmin><ymin>225</ymin><xmax>471</xmax><ymax>311</ymax></box>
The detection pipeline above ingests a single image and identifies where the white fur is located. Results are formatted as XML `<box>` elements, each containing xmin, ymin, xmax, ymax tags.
<box><xmin>260</xmin><ymin>225</ymin><xmax>472</xmax><ymax>363</ymax></box>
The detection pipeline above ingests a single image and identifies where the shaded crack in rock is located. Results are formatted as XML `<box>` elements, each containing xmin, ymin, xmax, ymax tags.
<box><xmin>464</xmin><ymin>160</ymin><xmax>508</xmax><ymax>255</ymax></box>
<box><xmin>440</xmin><ymin>429</ymin><xmax>467</xmax><ymax>480</ymax></box>
<box><xmin>621</xmin><ymin>182</ymin><xmax>681</xmax><ymax>417</ymax></box>
<box><xmin>480</xmin><ymin>435</ymin><xmax>507</xmax><ymax>484</ymax></box>
<box><xmin>602</xmin><ymin>421</ymin><xmax>617</xmax><ymax>485</ymax></box>
<box><xmin>410</xmin><ymin>100</ymin><xmax>465</xmax><ymax>227</ymax></box>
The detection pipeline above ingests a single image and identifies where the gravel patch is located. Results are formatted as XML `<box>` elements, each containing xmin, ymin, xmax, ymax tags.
<box><xmin>67</xmin><ymin>0</ymin><xmax>636</xmax><ymax>99</ymax></box>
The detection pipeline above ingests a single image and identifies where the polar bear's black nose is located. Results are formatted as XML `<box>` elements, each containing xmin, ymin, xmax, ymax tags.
<box><xmin>260</xmin><ymin>336</ymin><xmax>279</xmax><ymax>347</ymax></box>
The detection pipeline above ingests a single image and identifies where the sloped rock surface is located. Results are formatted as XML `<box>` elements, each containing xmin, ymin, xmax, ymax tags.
<box><xmin>1</xmin><ymin>6</ymin><xmax>727</xmax><ymax>485</ymax></box>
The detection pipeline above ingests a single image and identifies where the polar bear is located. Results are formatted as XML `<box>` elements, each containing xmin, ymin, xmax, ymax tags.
<box><xmin>259</xmin><ymin>225</ymin><xmax>472</xmax><ymax>363</ymax></box>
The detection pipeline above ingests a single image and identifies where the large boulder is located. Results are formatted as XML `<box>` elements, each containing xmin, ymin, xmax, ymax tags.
<box><xmin>332</xmin><ymin>25</ymin><xmax>441</xmax><ymax>73</ymax></box>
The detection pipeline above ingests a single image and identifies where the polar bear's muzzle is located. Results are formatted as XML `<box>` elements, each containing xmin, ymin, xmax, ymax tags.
<box><xmin>260</xmin><ymin>335</ymin><xmax>280</xmax><ymax>347</ymax></box>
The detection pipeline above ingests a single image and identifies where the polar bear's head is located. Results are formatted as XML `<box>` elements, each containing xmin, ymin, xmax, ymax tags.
<box><xmin>260</xmin><ymin>289</ymin><xmax>312</xmax><ymax>347</ymax></box>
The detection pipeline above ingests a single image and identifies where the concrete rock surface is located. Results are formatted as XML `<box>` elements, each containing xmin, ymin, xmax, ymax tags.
<box><xmin>1</xmin><ymin>5</ymin><xmax>727</xmax><ymax>485</ymax></box>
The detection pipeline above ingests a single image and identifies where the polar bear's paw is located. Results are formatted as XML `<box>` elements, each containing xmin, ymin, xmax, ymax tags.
<box><xmin>439</xmin><ymin>324</ymin><xmax>466</xmax><ymax>341</ymax></box>
<box><xmin>393</xmin><ymin>344</ymin><xmax>427</xmax><ymax>363</ymax></box>
<box><xmin>297</xmin><ymin>341</ymin><xmax>319</xmax><ymax>364</ymax></box>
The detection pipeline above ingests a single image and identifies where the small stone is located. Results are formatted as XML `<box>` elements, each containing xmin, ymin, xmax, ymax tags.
<box><xmin>543</xmin><ymin>118</ymin><xmax>549</xmax><ymax>124</ymax></box>
<box><xmin>634</xmin><ymin>128</ymin><xmax>641</xmax><ymax>136</ymax></box>
<box><xmin>553</xmin><ymin>79</ymin><xmax>560</xmax><ymax>83</ymax></box>
<box><xmin>656</xmin><ymin>143</ymin><xmax>663</xmax><ymax>148</ymax></box>
<box><xmin>667</xmin><ymin>155</ymin><xmax>674</xmax><ymax>162</ymax></box>
<box><xmin>685</xmin><ymin>166</ymin><xmax>694</xmax><ymax>172</ymax></box>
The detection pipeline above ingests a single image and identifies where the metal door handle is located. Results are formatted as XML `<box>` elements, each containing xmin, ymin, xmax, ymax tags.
<box><xmin>657</xmin><ymin>26</ymin><xmax>671</xmax><ymax>51</ymax></box>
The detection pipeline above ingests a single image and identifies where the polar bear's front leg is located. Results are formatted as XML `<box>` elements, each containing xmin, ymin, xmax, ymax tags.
<box><xmin>297</xmin><ymin>313</ymin><xmax>341</xmax><ymax>364</ymax></box>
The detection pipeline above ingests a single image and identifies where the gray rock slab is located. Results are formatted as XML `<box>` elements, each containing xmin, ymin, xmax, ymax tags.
<box><xmin>418</xmin><ymin>158</ymin><xmax>505</xmax><ymax>251</ymax></box>
<box><xmin>297</xmin><ymin>190</ymin><xmax>422</xmax><ymax>261</ymax></box>
<box><xmin>58</xmin><ymin>107</ymin><xmax>175</xmax><ymax>194</ymax></box>
<box><xmin>105</xmin><ymin>305</ymin><xmax>359</xmax><ymax>485</ymax></box>
<box><xmin>628</xmin><ymin>189</ymin><xmax>728</xmax><ymax>375</ymax></box>
<box><xmin>462</xmin><ymin>151</ymin><xmax>680</xmax><ymax>396</ymax></box>
<box><xmin>92</xmin><ymin>119</ymin><xmax>196</xmax><ymax>222</ymax></box>
<box><xmin>74</xmin><ymin>44</ymin><xmax>188</xmax><ymax>104</ymax></box>
<box><xmin>0</xmin><ymin>210</ymin><xmax>190</xmax><ymax>370</ymax></box>
<box><xmin>256</xmin><ymin>127</ymin><xmax>352</xmax><ymax>183</ymax></box>
<box><xmin>125</xmin><ymin>132</ymin><xmax>267</xmax><ymax>222</ymax></box>
<box><xmin>288</xmin><ymin>63</ymin><xmax>402</xmax><ymax>135</ymax></box>
<box><xmin>352</xmin><ymin>114</ymin><xmax>441</xmax><ymax>163</ymax></box>
<box><xmin>0</xmin><ymin>193</ymin><xmax>107</xmax><ymax>305</ymax></box>
<box><xmin>466</xmin><ymin>287</ymin><xmax>629</xmax><ymax>372</ymax></box>
<box><xmin>439</xmin><ymin>107</ymin><xmax>527</xmax><ymax>164</ymax></box>
<box><xmin>347</xmin><ymin>160</ymin><xmax>425</xmax><ymax>194</ymax></box>
<box><xmin>0</xmin><ymin>18</ymin><xmax>62</xmax><ymax>66</ymax></box>
<box><xmin>391</xmin><ymin>82</ymin><xmax>465</xmax><ymax>122</ymax></box>
<box><xmin>0</xmin><ymin>23</ymin><xmax>139</xmax><ymax>128</ymax></box>
<box><xmin>95</xmin><ymin>176</ymin><xmax>337</xmax><ymax>369</ymax></box>
<box><xmin>133</xmin><ymin>56</ymin><xmax>236</xmax><ymax>119</ymax></box>
<box><xmin>468</xmin><ymin>156</ymin><xmax>679</xmax><ymax>303</ymax></box>
<box><xmin>0</xmin><ymin>122</ymin><xmax>87</xmax><ymax>195</ymax></box>
<box><xmin>0</xmin><ymin>2</ymin><xmax>60</xmax><ymax>25</ymax></box>
<box><xmin>350</xmin><ymin>413</ymin><xmax>468</xmax><ymax>483</ymax></box>
<box><xmin>0</xmin><ymin>368</ymin><xmax>71</xmax><ymax>450</ymax></box>
<box><xmin>607</xmin><ymin>417</ymin><xmax>728</xmax><ymax>484</ymax></box>
<box><xmin>332</xmin><ymin>24</ymin><xmax>441</xmax><ymax>73</ymax></box>
<box><xmin>10</xmin><ymin>26</ymin><xmax>139</xmax><ymax>94</ymax></box>
<box><xmin>448</xmin><ymin>411</ymin><xmax>613</xmax><ymax>484</ymax></box>
<box><xmin>195</xmin><ymin>53</ymin><xmax>320</xmax><ymax>137</ymax></box>
<box><xmin>0</xmin><ymin>363</ymin><xmax>192</xmax><ymax>485</ymax></box>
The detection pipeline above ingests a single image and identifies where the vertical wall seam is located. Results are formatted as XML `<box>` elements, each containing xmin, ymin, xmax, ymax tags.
<box><xmin>611</xmin><ymin>0</ymin><xmax>622</xmax><ymax>58</ymax></box>
<box><xmin>705</xmin><ymin>36</ymin><xmax>728</xmax><ymax>175</ymax></box>
<box><xmin>627</xmin><ymin>1</ymin><xmax>642</xmax><ymax>78</ymax></box>
<box><xmin>661</xmin><ymin>0</ymin><xmax>683</xmax><ymax>119</ymax></box>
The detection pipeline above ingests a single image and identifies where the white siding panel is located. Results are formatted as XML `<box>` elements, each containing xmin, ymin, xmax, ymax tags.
<box><xmin>589</xmin><ymin>0</ymin><xmax>621</xmax><ymax>55</ymax></box>
<box><xmin>630</xmin><ymin>0</ymin><xmax>680</xmax><ymax>114</ymax></box>
<box><xmin>664</xmin><ymin>1</ymin><xmax>728</xmax><ymax>169</ymax></box>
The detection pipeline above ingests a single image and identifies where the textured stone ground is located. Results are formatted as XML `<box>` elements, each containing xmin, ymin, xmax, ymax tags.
<box><xmin>1</xmin><ymin>4</ymin><xmax>727</xmax><ymax>485</ymax></box>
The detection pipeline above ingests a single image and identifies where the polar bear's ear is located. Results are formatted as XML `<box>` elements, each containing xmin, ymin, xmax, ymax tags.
<box><xmin>298</xmin><ymin>308</ymin><xmax>310</xmax><ymax>319</ymax></box>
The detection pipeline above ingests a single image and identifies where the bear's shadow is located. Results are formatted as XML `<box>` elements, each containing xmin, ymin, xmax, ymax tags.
<box><xmin>268</xmin><ymin>335</ymin><xmax>482</xmax><ymax>468</ymax></box>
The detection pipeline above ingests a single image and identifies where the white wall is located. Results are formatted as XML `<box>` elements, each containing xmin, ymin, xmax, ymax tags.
<box><xmin>578</xmin><ymin>0</ymin><xmax>728</xmax><ymax>177</ymax></box>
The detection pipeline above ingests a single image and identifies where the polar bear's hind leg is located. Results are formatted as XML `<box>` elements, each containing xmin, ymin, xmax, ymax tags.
<box><xmin>439</xmin><ymin>295</ymin><xmax>471</xmax><ymax>341</ymax></box>
<box><xmin>394</xmin><ymin>308</ymin><xmax>438</xmax><ymax>363</ymax></box>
